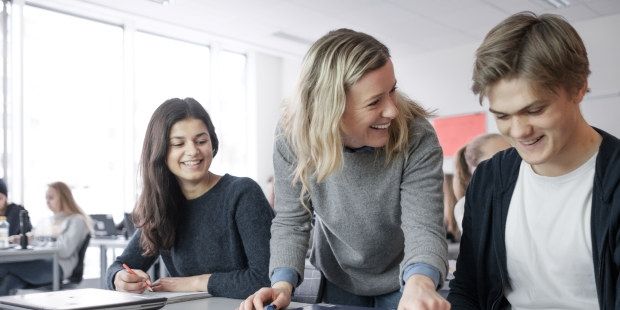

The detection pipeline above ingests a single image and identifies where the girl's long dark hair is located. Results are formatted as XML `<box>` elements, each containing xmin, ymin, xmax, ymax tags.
<box><xmin>134</xmin><ymin>97</ymin><xmax>218</xmax><ymax>256</ymax></box>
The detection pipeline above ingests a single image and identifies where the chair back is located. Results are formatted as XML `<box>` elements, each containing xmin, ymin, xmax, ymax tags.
<box><xmin>68</xmin><ymin>234</ymin><xmax>91</xmax><ymax>284</ymax></box>
<box><xmin>291</xmin><ymin>260</ymin><xmax>323</xmax><ymax>303</ymax></box>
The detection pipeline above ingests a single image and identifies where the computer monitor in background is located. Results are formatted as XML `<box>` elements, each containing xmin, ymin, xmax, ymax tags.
<box><xmin>90</xmin><ymin>214</ymin><xmax>118</xmax><ymax>239</ymax></box>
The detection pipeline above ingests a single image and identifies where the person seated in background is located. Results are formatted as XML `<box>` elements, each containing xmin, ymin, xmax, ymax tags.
<box><xmin>243</xmin><ymin>28</ymin><xmax>448</xmax><ymax>310</ymax></box>
<box><xmin>107</xmin><ymin>97</ymin><xmax>274</xmax><ymax>299</ymax></box>
<box><xmin>448</xmin><ymin>12</ymin><xmax>620</xmax><ymax>309</ymax></box>
<box><xmin>0</xmin><ymin>179</ymin><xmax>32</xmax><ymax>242</ymax></box>
<box><xmin>451</xmin><ymin>147</ymin><xmax>471</xmax><ymax>204</ymax></box>
<box><xmin>442</xmin><ymin>174</ymin><xmax>459</xmax><ymax>242</ymax></box>
<box><xmin>0</xmin><ymin>181</ymin><xmax>91</xmax><ymax>295</ymax></box>
<box><xmin>452</xmin><ymin>133</ymin><xmax>509</xmax><ymax>233</ymax></box>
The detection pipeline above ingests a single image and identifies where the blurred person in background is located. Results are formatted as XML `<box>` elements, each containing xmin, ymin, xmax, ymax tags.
<box><xmin>0</xmin><ymin>181</ymin><xmax>91</xmax><ymax>295</ymax></box>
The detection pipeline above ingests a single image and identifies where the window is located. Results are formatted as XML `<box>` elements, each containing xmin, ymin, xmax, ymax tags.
<box><xmin>19</xmin><ymin>5</ymin><xmax>253</xmax><ymax>225</ymax></box>
<box><xmin>1</xmin><ymin>1</ymin><xmax>7</xmax><ymax>179</ymax></box>
<box><xmin>22</xmin><ymin>6</ymin><xmax>124</xmax><ymax>223</ymax></box>
<box><xmin>133</xmin><ymin>31</ymin><xmax>211</xmax><ymax>173</ymax></box>
<box><xmin>210</xmin><ymin>50</ymin><xmax>251</xmax><ymax>177</ymax></box>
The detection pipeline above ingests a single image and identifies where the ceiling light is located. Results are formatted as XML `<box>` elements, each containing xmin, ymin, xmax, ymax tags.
<box><xmin>272</xmin><ymin>31</ymin><xmax>313</xmax><ymax>45</ymax></box>
<box><xmin>147</xmin><ymin>0</ymin><xmax>174</xmax><ymax>5</ymax></box>
<box><xmin>543</xmin><ymin>0</ymin><xmax>570</xmax><ymax>8</ymax></box>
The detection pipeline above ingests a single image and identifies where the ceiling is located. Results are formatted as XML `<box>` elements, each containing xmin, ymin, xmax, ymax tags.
<box><xmin>75</xmin><ymin>0</ymin><xmax>620</xmax><ymax>59</ymax></box>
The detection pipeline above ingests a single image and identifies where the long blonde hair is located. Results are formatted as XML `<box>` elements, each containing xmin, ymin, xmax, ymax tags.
<box><xmin>48</xmin><ymin>181</ymin><xmax>92</xmax><ymax>230</ymax></box>
<box><xmin>283</xmin><ymin>28</ymin><xmax>429</xmax><ymax>206</ymax></box>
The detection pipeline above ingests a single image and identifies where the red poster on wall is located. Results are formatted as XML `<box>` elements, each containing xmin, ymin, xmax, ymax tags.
<box><xmin>432</xmin><ymin>112</ymin><xmax>486</xmax><ymax>157</ymax></box>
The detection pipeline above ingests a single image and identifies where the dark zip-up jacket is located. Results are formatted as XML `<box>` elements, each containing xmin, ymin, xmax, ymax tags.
<box><xmin>448</xmin><ymin>128</ymin><xmax>620</xmax><ymax>309</ymax></box>
<box><xmin>2</xmin><ymin>203</ymin><xmax>32</xmax><ymax>236</ymax></box>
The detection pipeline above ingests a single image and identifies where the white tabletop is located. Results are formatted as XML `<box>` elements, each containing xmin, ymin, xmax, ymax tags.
<box><xmin>89</xmin><ymin>237</ymin><xmax>130</xmax><ymax>248</ymax></box>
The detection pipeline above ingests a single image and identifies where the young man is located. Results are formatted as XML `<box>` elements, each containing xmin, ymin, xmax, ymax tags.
<box><xmin>0</xmin><ymin>179</ymin><xmax>32</xmax><ymax>239</ymax></box>
<box><xmin>448</xmin><ymin>12</ymin><xmax>619</xmax><ymax>309</ymax></box>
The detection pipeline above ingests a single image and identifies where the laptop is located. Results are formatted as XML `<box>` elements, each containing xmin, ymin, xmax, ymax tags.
<box><xmin>0</xmin><ymin>288</ymin><xmax>167</xmax><ymax>310</ymax></box>
<box><xmin>90</xmin><ymin>214</ymin><xmax>118</xmax><ymax>239</ymax></box>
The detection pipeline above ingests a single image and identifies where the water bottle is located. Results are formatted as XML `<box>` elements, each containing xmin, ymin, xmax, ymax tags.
<box><xmin>0</xmin><ymin>216</ymin><xmax>9</xmax><ymax>248</ymax></box>
<box><xmin>19</xmin><ymin>210</ymin><xmax>29</xmax><ymax>249</ymax></box>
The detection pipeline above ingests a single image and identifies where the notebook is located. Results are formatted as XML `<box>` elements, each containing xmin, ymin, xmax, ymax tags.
<box><xmin>0</xmin><ymin>288</ymin><xmax>167</xmax><ymax>310</ymax></box>
<box><xmin>141</xmin><ymin>291</ymin><xmax>211</xmax><ymax>304</ymax></box>
<box><xmin>90</xmin><ymin>214</ymin><xmax>118</xmax><ymax>239</ymax></box>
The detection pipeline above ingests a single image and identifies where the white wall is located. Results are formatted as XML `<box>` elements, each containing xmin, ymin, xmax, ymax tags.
<box><xmin>254</xmin><ymin>54</ymin><xmax>301</xmax><ymax>192</ymax></box>
<box><xmin>254</xmin><ymin>52</ymin><xmax>284</xmax><ymax>190</ymax></box>
<box><xmin>577</xmin><ymin>14</ymin><xmax>620</xmax><ymax>137</ymax></box>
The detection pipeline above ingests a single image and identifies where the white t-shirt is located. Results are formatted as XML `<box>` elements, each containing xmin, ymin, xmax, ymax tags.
<box><xmin>504</xmin><ymin>153</ymin><xmax>599</xmax><ymax>310</ymax></box>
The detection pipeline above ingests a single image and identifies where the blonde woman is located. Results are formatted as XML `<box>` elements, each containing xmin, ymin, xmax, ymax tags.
<box><xmin>0</xmin><ymin>182</ymin><xmax>91</xmax><ymax>295</ymax></box>
<box><xmin>243</xmin><ymin>29</ymin><xmax>448</xmax><ymax>310</ymax></box>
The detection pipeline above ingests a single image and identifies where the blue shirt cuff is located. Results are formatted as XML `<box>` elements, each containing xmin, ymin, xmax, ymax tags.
<box><xmin>271</xmin><ymin>267</ymin><xmax>300</xmax><ymax>287</ymax></box>
<box><xmin>402</xmin><ymin>263</ymin><xmax>441</xmax><ymax>289</ymax></box>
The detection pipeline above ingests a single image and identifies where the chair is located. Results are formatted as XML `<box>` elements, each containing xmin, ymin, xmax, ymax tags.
<box><xmin>291</xmin><ymin>260</ymin><xmax>323</xmax><ymax>303</ymax></box>
<box><xmin>19</xmin><ymin>234</ymin><xmax>91</xmax><ymax>292</ymax></box>
<box><xmin>65</xmin><ymin>234</ymin><xmax>91</xmax><ymax>286</ymax></box>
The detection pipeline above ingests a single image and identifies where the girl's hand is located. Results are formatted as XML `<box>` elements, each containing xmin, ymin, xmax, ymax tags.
<box><xmin>113</xmin><ymin>269</ymin><xmax>152</xmax><ymax>294</ymax></box>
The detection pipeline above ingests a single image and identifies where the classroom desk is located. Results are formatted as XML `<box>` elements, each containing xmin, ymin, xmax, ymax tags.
<box><xmin>164</xmin><ymin>296</ymin><xmax>308</xmax><ymax>310</ymax></box>
<box><xmin>89</xmin><ymin>237</ymin><xmax>130</xmax><ymax>288</ymax></box>
<box><xmin>0</xmin><ymin>247</ymin><xmax>60</xmax><ymax>290</ymax></box>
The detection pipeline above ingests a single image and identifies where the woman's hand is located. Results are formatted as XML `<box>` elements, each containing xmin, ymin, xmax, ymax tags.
<box><xmin>239</xmin><ymin>281</ymin><xmax>292</xmax><ymax>310</ymax></box>
<box><xmin>151</xmin><ymin>274</ymin><xmax>210</xmax><ymax>292</ymax></box>
<box><xmin>398</xmin><ymin>275</ymin><xmax>450</xmax><ymax>310</ymax></box>
<box><xmin>8</xmin><ymin>233</ymin><xmax>33</xmax><ymax>244</ymax></box>
<box><xmin>113</xmin><ymin>269</ymin><xmax>152</xmax><ymax>294</ymax></box>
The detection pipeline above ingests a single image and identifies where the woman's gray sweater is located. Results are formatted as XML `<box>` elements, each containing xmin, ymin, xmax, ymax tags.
<box><xmin>270</xmin><ymin>117</ymin><xmax>448</xmax><ymax>296</ymax></box>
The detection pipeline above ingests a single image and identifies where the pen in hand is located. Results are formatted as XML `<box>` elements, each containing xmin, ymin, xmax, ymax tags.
<box><xmin>122</xmin><ymin>263</ymin><xmax>153</xmax><ymax>291</ymax></box>
<box><xmin>264</xmin><ymin>304</ymin><xmax>277</xmax><ymax>310</ymax></box>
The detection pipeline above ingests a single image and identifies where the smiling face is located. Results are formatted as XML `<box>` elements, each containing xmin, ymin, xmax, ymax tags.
<box><xmin>488</xmin><ymin>77</ymin><xmax>586</xmax><ymax>176</ymax></box>
<box><xmin>340</xmin><ymin>59</ymin><xmax>399</xmax><ymax>148</ymax></box>
<box><xmin>166</xmin><ymin>118</ymin><xmax>213</xmax><ymax>191</ymax></box>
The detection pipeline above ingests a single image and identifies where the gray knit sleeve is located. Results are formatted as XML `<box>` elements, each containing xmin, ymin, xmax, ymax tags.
<box><xmin>399</xmin><ymin>118</ymin><xmax>448</xmax><ymax>284</ymax></box>
<box><xmin>268</xmin><ymin>129</ymin><xmax>313</xmax><ymax>285</ymax></box>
